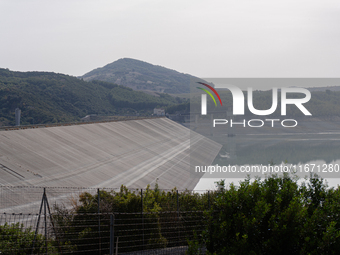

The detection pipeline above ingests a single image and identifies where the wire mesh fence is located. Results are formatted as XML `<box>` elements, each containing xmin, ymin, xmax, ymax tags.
<box><xmin>0</xmin><ymin>211</ymin><xmax>207</xmax><ymax>255</ymax></box>
<box><xmin>0</xmin><ymin>186</ymin><xmax>214</xmax><ymax>254</ymax></box>
<box><xmin>0</xmin><ymin>186</ymin><xmax>215</xmax><ymax>214</ymax></box>
<box><xmin>113</xmin><ymin>211</ymin><xmax>206</xmax><ymax>254</ymax></box>
<box><xmin>0</xmin><ymin>186</ymin><xmax>103</xmax><ymax>214</ymax></box>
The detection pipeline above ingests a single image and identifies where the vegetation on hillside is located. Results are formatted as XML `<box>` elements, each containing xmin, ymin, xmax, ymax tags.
<box><xmin>81</xmin><ymin>58</ymin><xmax>193</xmax><ymax>94</ymax></box>
<box><xmin>2</xmin><ymin>67</ymin><xmax>340</xmax><ymax>127</ymax></box>
<box><xmin>0</xmin><ymin>69</ymin><xmax>187</xmax><ymax>126</ymax></box>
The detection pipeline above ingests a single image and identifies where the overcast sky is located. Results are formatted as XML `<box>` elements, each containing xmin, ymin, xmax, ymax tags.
<box><xmin>1</xmin><ymin>0</ymin><xmax>340</xmax><ymax>78</ymax></box>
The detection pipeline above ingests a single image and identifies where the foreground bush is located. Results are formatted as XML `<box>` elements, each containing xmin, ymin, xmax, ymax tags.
<box><xmin>0</xmin><ymin>222</ymin><xmax>57</xmax><ymax>255</ymax></box>
<box><xmin>53</xmin><ymin>184</ymin><xmax>213</xmax><ymax>254</ymax></box>
<box><xmin>204</xmin><ymin>174</ymin><xmax>340</xmax><ymax>255</ymax></box>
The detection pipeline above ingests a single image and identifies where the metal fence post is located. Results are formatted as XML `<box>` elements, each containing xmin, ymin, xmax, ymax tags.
<box><xmin>31</xmin><ymin>188</ymin><xmax>44</xmax><ymax>255</ymax></box>
<box><xmin>45</xmin><ymin>192</ymin><xmax>63</xmax><ymax>254</ymax></box>
<box><xmin>98</xmin><ymin>188</ymin><xmax>101</xmax><ymax>255</ymax></box>
<box><xmin>32</xmin><ymin>188</ymin><xmax>63</xmax><ymax>255</ymax></box>
<box><xmin>141</xmin><ymin>188</ymin><xmax>144</xmax><ymax>249</ymax></box>
<box><xmin>110</xmin><ymin>214</ymin><xmax>115</xmax><ymax>255</ymax></box>
<box><xmin>177</xmin><ymin>190</ymin><xmax>180</xmax><ymax>245</ymax></box>
<box><xmin>44</xmin><ymin>188</ymin><xmax>47</xmax><ymax>255</ymax></box>
<box><xmin>209</xmin><ymin>190</ymin><xmax>214</xmax><ymax>253</ymax></box>
<box><xmin>177</xmin><ymin>190</ymin><xmax>179</xmax><ymax>217</ymax></box>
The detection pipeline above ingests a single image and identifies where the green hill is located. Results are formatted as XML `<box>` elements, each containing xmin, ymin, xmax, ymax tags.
<box><xmin>81</xmin><ymin>58</ymin><xmax>193</xmax><ymax>94</ymax></box>
<box><xmin>0</xmin><ymin>68</ymin><xmax>187</xmax><ymax>126</ymax></box>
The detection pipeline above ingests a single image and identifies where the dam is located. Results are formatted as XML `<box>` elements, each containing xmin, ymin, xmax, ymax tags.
<box><xmin>0</xmin><ymin>117</ymin><xmax>221</xmax><ymax>212</ymax></box>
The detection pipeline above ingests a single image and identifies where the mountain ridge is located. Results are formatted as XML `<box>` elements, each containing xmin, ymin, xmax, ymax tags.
<box><xmin>0</xmin><ymin>68</ymin><xmax>187</xmax><ymax>126</ymax></box>
<box><xmin>81</xmin><ymin>58</ymin><xmax>193</xmax><ymax>94</ymax></box>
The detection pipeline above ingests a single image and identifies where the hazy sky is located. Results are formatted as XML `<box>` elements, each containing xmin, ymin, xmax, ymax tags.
<box><xmin>1</xmin><ymin>0</ymin><xmax>340</xmax><ymax>77</ymax></box>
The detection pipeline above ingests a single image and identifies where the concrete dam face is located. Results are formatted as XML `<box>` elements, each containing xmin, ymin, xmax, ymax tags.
<box><xmin>0</xmin><ymin>118</ymin><xmax>221</xmax><ymax>212</ymax></box>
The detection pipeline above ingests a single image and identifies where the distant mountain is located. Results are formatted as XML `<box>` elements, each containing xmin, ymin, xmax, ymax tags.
<box><xmin>80</xmin><ymin>58</ymin><xmax>193</xmax><ymax>94</ymax></box>
<box><xmin>0</xmin><ymin>69</ymin><xmax>187</xmax><ymax>126</ymax></box>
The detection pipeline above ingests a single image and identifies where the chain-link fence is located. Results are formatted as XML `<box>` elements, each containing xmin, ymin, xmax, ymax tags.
<box><xmin>0</xmin><ymin>211</ymin><xmax>206</xmax><ymax>254</ymax></box>
<box><xmin>0</xmin><ymin>186</ymin><xmax>106</xmax><ymax>214</ymax></box>
<box><xmin>0</xmin><ymin>186</ymin><xmax>215</xmax><ymax>214</ymax></box>
<box><xmin>0</xmin><ymin>186</ymin><xmax>214</xmax><ymax>254</ymax></box>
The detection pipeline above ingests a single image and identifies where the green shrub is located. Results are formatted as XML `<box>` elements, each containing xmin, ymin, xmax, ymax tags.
<box><xmin>204</xmin><ymin>174</ymin><xmax>340</xmax><ymax>255</ymax></box>
<box><xmin>0</xmin><ymin>222</ymin><xmax>57</xmax><ymax>255</ymax></box>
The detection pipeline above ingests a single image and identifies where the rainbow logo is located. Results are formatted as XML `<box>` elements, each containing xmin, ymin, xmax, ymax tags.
<box><xmin>197</xmin><ymin>82</ymin><xmax>222</xmax><ymax>115</ymax></box>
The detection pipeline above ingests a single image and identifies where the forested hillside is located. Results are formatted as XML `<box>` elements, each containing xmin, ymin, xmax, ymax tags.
<box><xmin>0</xmin><ymin>69</ymin><xmax>187</xmax><ymax>126</ymax></box>
<box><xmin>2</xmin><ymin>67</ymin><xmax>339</xmax><ymax>127</ymax></box>
<box><xmin>81</xmin><ymin>58</ymin><xmax>193</xmax><ymax>94</ymax></box>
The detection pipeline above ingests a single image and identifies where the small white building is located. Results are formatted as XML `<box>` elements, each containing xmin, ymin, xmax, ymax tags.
<box><xmin>153</xmin><ymin>108</ymin><xmax>165</xmax><ymax>116</ymax></box>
